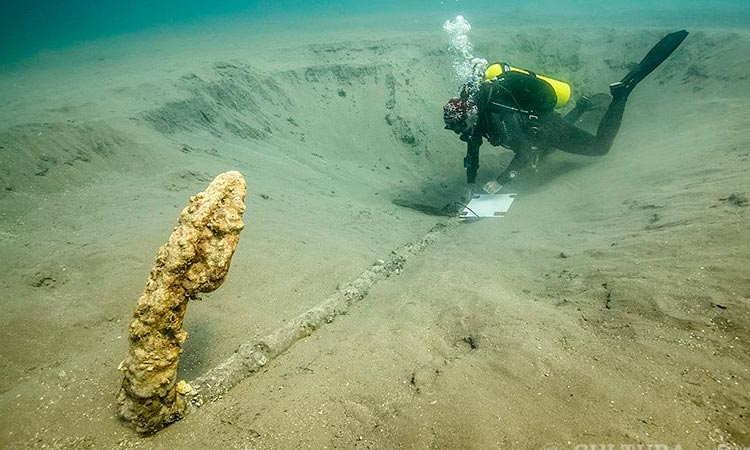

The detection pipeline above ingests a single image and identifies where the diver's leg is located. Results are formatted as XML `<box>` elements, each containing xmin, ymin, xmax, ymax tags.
<box><xmin>577</xmin><ymin>31</ymin><xmax>688</xmax><ymax>152</ymax></box>
<box><xmin>563</xmin><ymin>96</ymin><xmax>592</xmax><ymax>123</ymax></box>
<box><xmin>538</xmin><ymin>114</ymin><xmax>596</xmax><ymax>156</ymax></box>
<box><xmin>542</xmin><ymin>88</ymin><xmax>628</xmax><ymax>156</ymax></box>
<box><xmin>589</xmin><ymin>89</ymin><xmax>629</xmax><ymax>155</ymax></box>
<box><xmin>545</xmin><ymin>31</ymin><xmax>688</xmax><ymax>157</ymax></box>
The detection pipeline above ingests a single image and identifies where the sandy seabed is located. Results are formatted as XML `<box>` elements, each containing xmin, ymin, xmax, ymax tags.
<box><xmin>0</xmin><ymin>12</ymin><xmax>748</xmax><ymax>450</ymax></box>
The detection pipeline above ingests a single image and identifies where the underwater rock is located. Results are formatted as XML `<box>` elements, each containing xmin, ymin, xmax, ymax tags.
<box><xmin>117</xmin><ymin>171</ymin><xmax>246</xmax><ymax>434</ymax></box>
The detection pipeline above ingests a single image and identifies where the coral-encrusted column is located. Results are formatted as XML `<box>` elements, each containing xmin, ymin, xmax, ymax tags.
<box><xmin>117</xmin><ymin>171</ymin><xmax>246</xmax><ymax>433</ymax></box>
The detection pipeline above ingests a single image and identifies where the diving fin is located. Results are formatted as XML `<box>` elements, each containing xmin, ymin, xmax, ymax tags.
<box><xmin>619</xmin><ymin>29</ymin><xmax>689</xmax><ymax>90</ymax></box>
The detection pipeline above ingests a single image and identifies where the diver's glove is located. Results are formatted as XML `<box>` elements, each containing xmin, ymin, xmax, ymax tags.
<box><xmin>484</xmin><ymin>170</ymin><xmax>518</xmax><ymax>194</ymax></box>
<box><xmin>482</xmin><ymin>180</ymin><xmax>503</xmax><ymax>194</ymax></box>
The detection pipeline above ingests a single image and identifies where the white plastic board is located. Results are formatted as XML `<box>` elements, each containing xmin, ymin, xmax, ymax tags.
<box><xmin>460</xmin><ymin>193</ymin><xmax>517</xmax><ymax>219</ymax></box>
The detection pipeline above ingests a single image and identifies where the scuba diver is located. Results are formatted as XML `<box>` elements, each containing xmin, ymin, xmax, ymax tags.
<box><xmin>443</xmin><ymin>30</ymin><xmax>689</xmax><ymax>195</ymax></box>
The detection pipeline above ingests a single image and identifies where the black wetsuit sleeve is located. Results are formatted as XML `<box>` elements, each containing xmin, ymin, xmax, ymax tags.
<box><xmin>464</xmin><ymin>134</ymin><xmax>482</xmax><ymax>184</ymax></box>
<box><xmin>496</xmin><ymin>147</ymin><xmax>530</xmax><ymax>185</ymax></box>
<box><xmin>494</xmin><ymin>112</ymin><xmax>538</xmax><ymax>185</ymax></box>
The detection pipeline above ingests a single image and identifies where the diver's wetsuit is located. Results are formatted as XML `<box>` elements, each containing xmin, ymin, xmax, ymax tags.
<box><xmin>461</xmin><ymin>77</ymin><xmax>629</xmax><ymax>185</ymax></box>
<box><xmin>457</xmin><ymin>29</ymin><xmax>688</xmax><ymax>187</ymax></box>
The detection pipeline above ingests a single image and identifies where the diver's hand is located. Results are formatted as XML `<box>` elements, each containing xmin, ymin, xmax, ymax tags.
<box><xmin>482</xmin><ymin>180</ymin><xmax>503</xmax><ymax>194</ymax></box>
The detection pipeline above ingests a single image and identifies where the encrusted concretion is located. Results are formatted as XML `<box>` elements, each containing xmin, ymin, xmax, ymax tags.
<box><xmin>117</xmin><ymin>171</ymin><xmax>246</xmax><ymax>434</ymax></box>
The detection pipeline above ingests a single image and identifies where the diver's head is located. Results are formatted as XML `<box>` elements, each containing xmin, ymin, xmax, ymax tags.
<box><xmin>443</xmin><ymin>97</ymin><xmax>478</xmax><ymax>135</ymax></box>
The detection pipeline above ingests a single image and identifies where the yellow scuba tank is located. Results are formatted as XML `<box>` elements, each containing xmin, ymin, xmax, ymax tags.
<box><xmin>484</xmin><ymin>62</ymin><xmax>571</xmax><ymax>109</ymax></box>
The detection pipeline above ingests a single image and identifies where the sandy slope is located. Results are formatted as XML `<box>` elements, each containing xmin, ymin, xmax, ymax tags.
<box><xmin>0</xmin><ymin>19</ymin><xmax>748</xmax><ymax>450</ymax></box>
